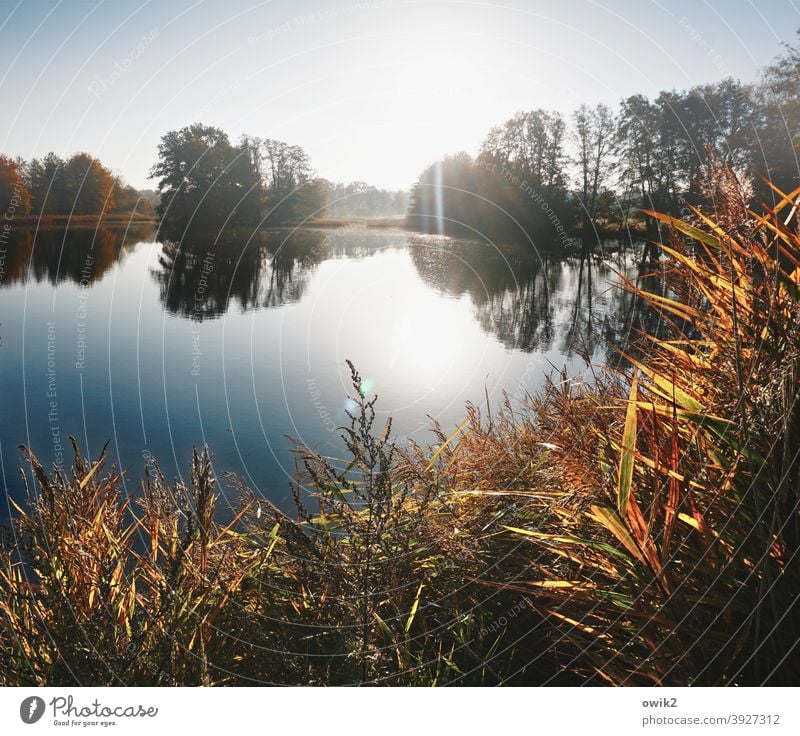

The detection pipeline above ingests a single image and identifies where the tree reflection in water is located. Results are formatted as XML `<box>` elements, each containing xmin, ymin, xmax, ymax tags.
<box><xmin>1</xmin><ymin>224</ymin><xmax>655</xmax><ymax>361</ymax></box>
<box><xmin>0</xmin><ymin>224</ymin><xmax>153</xmax><ymax>287</ymax></box>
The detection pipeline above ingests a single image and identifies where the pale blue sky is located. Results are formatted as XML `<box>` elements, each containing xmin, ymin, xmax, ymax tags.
<box><xmin>1</xmin><ymin>0</ymin><xmax>798</xmax><ymax>189</ymax></box>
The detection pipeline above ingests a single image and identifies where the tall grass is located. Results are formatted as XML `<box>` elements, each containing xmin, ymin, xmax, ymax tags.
<box><xmin>1</xmin><ymin>164</ymin><xmax>798</xmax><ymax>685</ymax></box>
<box><xmin>453</xmin><ymin>164</ymin><xmax>800</xmax><ymax>685</ymax></box>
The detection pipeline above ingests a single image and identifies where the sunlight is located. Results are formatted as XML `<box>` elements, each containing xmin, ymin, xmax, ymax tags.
<box><xmin>299</xmin><ymin>246</ymin><xmax>498</xmax><ymax>415</ymax></box>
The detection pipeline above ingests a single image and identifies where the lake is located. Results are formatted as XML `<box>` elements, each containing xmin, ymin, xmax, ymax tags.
<box><xmin>0</xmin><ymin>224</ymin><xmax>640</xmax><ymax>519</ymax></box>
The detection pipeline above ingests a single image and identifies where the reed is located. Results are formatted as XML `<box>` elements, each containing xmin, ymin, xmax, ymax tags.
<box><xmin>436</xmin><ymin>162</ymin><xmax>800</xmax><ymax>685</ymax></box>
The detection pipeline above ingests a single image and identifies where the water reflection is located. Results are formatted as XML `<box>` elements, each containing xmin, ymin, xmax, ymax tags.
<box><xmin>0</xmin><ymin>224</ymin><xmax>153</xmax><ymax>287</ymax></box>
<box><xmin>409</xmin><ymin>238</ymin><xmax>558</xmax><ymax>352</ymax></box>
<box><xmin>1</xmin><ymin>225</ymin><xmax>649</xmax><ymax>358</ymax></box>
<box><xmin>0</xmin><ymin>223</ymin><xmax>653</xmax><ymax>525</ymax></box>
<box><xmin>164</xmin><ymin>228</ymin><xmax>647</xmax><ymax>360</ymax></box>
<box><xmin>152</xmin><ymin>228</ymin><xmax>333</xmax><ymax>319</ymax></box>
<box><xmin>406</xmin><ymin>236</ymin><xmax>648</xmax><ymax>360</ymax></box>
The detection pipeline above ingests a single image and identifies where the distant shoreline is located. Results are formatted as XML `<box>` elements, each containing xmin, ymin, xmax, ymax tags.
<box><xmin>10</xmin><ymin>214</ymin><xmax>158</xmax><ymax>228</ymax></box>
<box><xmin>299</xmin><ymin>215</ymin><xmax>407</xmax><ymax>229</ymax></box>
<box><xmin>7</xmin><ymin>214</ymin><xmax>644</xmax><ymax>244</ymax></box>
<box><xmin>8</xmin><ymin>214</ymin><xmax>407</xmax><ymax>231</ymax></box>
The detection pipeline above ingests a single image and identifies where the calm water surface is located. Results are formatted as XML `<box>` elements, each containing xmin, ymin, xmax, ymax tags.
<box><xmin>0</xmin><ymin>224</ymin><xmax>638</xmax><ymax>518</ymax></box>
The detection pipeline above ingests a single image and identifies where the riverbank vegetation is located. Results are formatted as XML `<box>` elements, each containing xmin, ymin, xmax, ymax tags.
<box><xmin>0</xmin><ymin>153</ymin><xmax>155</xmax><ymax>221</ymax></box>
<box><xmin>1</xmin><ymin>161</ymin><xmax>797</xmax><ymax>686</ymax></box>
<box><xmin>408</xmin><ymin>34</ymin><xmax>800</xmax><ymax>248</ymax></box>
<box><xmin>150</xmin><ymin>126</ymin><xmax>324</xmax><ymax>232</ymax></box>
<box><xmin>150</xmin><ymin>125</ymin><xmax>408</xmax><ymax>236</ymax></box>
<box><xmin>319</xmin><ymin>181</ymin><xmax>408</xmax><ymax>220</ymax></box>
<box><xmin>0</xmin><ymin>137</ymin><xmax>407</xmax><ymax>237</ymax></box>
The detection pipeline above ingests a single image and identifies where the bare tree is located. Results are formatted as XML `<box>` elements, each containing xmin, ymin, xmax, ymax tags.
<box><xmin>572</xmin><ymin>103</ymin><xmax>616</xmax><ymax>231</ymax></box>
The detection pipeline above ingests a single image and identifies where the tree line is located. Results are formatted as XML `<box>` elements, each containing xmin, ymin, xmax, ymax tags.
<box><xmin>149</xmin><ymin>125</ymin><xmax>408</xmax><ymax>229</ymax></box>
<box><xmin>5</xmin><ymin>31</ymin><xmax>799</xmax><ymax>237</ymax></box>
<box><xmin>320</xmin><ymin>180</ymin><xmax>408</xmax><ymax>218</ymax></box>
<box><xmin>0</xmin><ymin>124</ymin><xmax>408</xmax><ymax>228</ymax></box>
<box><xmin>149</xmin><ymin>123</ymin><xmax>327</xmax><ymax>232</ymax></box>
<box><xmin>0</xmin><ymin>153</ymin><xmax>154</xmax><ymax>219</ymax></box>
<box><xmin>408</xmin><ymin>34</ymin><xmax>800</xmax><ymax>247</ymax></box>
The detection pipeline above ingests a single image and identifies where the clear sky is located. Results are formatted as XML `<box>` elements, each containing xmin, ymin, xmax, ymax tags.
<box><xmin>1</xmin><ymin>0</ymin><xmax>798</xmax><ymax>190</ymax></box>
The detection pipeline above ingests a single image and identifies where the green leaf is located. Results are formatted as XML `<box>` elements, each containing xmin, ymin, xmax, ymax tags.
<box><xmin>425</xmin><ymin>417</ymin><xmax>470</xmax><ymax>471</ymax></box>
<box><xmin>405</xmin><ymin>582</ymin><xmax>424</xmax><ymax>635</ymax></box>
<box><xmin>617</xmin><ymin>373</ymin><xmax>638</xmax><ymax>516</ymax></box>
<box><xmin>588</xmin><ymin>505</ymin><xmax>644</xmax><ymax>564</ymax></box>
